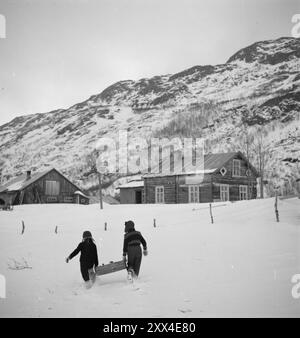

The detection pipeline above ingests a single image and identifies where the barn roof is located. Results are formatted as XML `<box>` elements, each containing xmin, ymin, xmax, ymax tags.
<box><xmin>0</xmin><ymin>168</ymin><xmax>84</xmax><ymax>193</ymax></box>
<box><xmin>143</xmin><ymin>151</ymin><xmax>258</xmax><ymax>178</ymax></box>
<box><xmin>0</xmin><ymin>169</ymin><xmax>53</xmax><ymax>193</ymax></box>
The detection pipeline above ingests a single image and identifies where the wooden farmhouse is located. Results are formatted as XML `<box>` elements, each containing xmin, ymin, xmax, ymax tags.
<box><xmin>0</xmin><ymin>168</ymin><xmax>89</xmax><ymax>207</ymax></box>
<box><xmin>141</xmin><ymin>151</ymin><xmax>259</xmax><ymax>204</ymax></box>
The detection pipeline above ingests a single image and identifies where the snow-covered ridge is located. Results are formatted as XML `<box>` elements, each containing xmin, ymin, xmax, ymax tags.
<box><xmin>227</xmin><ymin>37</ymin><xmax>300</xmax><ymax>64</ymax></box>
<box><xmin>0</xmin><ymin>37</ymin><xmax>299</xmax><ymax>196</ymax></box>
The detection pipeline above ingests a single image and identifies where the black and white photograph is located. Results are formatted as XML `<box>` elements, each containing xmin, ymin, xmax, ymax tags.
<box><xmin>0</xmin><ymin>0</ymin><xmax>300</xmax><ymax>320</ymax></box>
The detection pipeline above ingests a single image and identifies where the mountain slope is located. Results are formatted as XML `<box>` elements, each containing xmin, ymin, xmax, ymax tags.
<box><xmin>0</xmin><ymin>37</ymin><xmax>299</xmax><ymax>197</ymax></box>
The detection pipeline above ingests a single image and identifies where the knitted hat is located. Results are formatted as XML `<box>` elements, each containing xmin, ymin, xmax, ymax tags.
<box><xmin>83</xmin><ymin>230</ymin><xmax>92</xmax><ymax>239</ymax></box>
<box><xmin>124</xmin><ymin>220</ymin><xmax>135</xmax><ymax>232</ymax></box>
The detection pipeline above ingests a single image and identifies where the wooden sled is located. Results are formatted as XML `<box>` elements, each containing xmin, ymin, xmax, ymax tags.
<box><xmin>95</xmin><ymin>260</ymin><xmax>126</xmax><ymax>276</ymax></box>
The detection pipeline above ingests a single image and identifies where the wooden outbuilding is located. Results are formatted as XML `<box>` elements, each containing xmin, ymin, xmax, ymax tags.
<box><xmin>0</xmin><ymin>168</ymin><xmax>89</xmax><ymax>206</ymax></box>
<box><xmin>117</xmin><ymin>180</ymin><xmax>144</xmax><ymax>204</ymax></box>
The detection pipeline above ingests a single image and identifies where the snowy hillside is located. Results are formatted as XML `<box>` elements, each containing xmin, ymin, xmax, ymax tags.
<box><xmin>0</xmin><ymin>37</ymin><xmax>299</xmax><ymax>195</ymax></box>
<box><xmin>0</xmin><ymin>198</ymin><xmax>299</xmax><ymax>317</ymax></box>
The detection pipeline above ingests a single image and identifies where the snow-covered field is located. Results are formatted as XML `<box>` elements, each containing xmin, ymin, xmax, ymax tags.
<box><xmin>0</xmin><ymin>198</ymin><xmax>299</xmax><ymax>318</ymax></box>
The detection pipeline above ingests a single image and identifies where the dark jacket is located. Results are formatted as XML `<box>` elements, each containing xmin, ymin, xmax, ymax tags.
<box><xmin>69</xmin><ymin>239</ymin><xmax>99</xmax><ymax>268</ymax></box>
<box><xmin>123</xmin><ymin>229</ymin><xmax>147</xmax><ymax>256</ymax></box>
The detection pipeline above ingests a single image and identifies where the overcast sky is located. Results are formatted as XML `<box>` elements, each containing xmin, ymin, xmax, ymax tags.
<box><xmin>0</xmin><ymin>0</ymin><xmax>299</xmax><ymax>125</ymax></box>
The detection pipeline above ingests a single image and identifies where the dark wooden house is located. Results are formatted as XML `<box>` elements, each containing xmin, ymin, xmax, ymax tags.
<box><xmin>0</xmin><ymin>168</ymin><xmax>89</xmax><ymax>206</ymax></box>
<box><xmin>117</xmin><ymin>180</ymin><xmax>144</xmax><ymax>204</ymax></box>
<box><xmin>142</xmin><ymin>152</ymin><xmax>259</xmax><ymax>204</ymax></box>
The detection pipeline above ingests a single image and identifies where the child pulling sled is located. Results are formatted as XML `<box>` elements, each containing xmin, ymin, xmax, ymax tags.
<box><xmin>123</xmin><ymin>220</ymin><xmax>148</xmax><ymax>281</ymax></box>
<box><xmin>66</xmin><ymin>230</ymin><xmax>99</xmax><ymax>289</ymax></box>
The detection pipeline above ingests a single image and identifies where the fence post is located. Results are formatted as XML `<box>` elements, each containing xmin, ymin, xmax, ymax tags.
<box><xmin>104</xmin><ymin>222</ymin><xmax>107</xmax><ymax>231</ymax></box>
<box><xmin>209</xmin><ymin>204</ymin><xmax>214</xmax><ymax>224</ymax></box>
<box><xmin>21</xmin><ymin>221</ymin><xmax>25</xmax><ymax>235</ymax></box>
<box><xmin>153</xmin><ymin>218</ymin><xmax>156</xmax><ymax>228</ymax></box>
<box><xmin>275</xmin><ymin>193</ymin><xmax>279</xmax><ymax>222</ymax></box>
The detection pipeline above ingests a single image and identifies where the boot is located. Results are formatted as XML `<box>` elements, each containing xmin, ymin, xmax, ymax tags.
<box><xmin>127</xmin><ymin>268</ymin><xmax>134</xmax><ymax>282</ymax></box>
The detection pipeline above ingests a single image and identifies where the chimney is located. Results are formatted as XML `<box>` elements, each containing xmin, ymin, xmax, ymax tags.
<box><xmin>26</xmin><ymin>170</ymin><xmax>31</xmax><ymax>180</ymax></box>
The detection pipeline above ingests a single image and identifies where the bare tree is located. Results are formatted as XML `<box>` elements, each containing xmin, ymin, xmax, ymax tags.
<box><xmin>289</xmin><ymin>160</ymin><xmax>300</xmax><ymax>197</ymax></box>
<box><xmin>240</xmin><ymin>124</ymin><xmax>255</xmax><ymax>199</ymax></box>
<box><xmin>0</xmin><ymin>159</ymin><xmax>4</xmax><ymax>185</ymax></box>
<box><xmin>85</xmin><ymin>150</ymin><xmax>103</xmax><ymax>209</ymax></box>
<box><xmin>232</xmin><ymin>122</ymin><xmax>255</xmax><ymax>199</ymax></box>
<box><xmin>252</xmin><ymin>125</ymin><xmax>270</xmax><ymax>199</ymax></box>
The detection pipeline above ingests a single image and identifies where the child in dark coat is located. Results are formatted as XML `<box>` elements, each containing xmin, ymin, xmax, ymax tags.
<box><xmin>66</xmin><ymin>231</ymin><xmax>98</xmax><ymax>287</ymax></box>
<box><xmin>123</xmin><ymin>220</ymin><xmax>148</xmax><ymax>280</ymax></box>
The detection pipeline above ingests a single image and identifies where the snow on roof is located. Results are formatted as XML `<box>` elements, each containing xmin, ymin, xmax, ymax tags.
<box><xmin>144</xmin><ymin>168</ymin><xmax>218</xmax><ymax>178</ymax></box>
<box><xmin>74</xmin><ymin>190</ymin><xmax>89</xmax><ymax>198</ymax></box>
<box><xmin>0</xmin><ymin>168</ymin><xmax>86</xmax><ymax>194</ymax></box>
<box><xmin>4</xmin><ymin>181</ymin><xmax>25</xmax><ymax>191</ymax></box>
<box><xmin>118</xmin><ymin>180</ymin><xmax>144</xmax><ymax>189</ymax></box>
<box><xmin>143</xmin><ymin>152</ymin><xmax>238</xmax><ymax>178</ymax></box>
<box><xmin>0</xmin><ymin>169</ymin><xmax>53</xmax><ymax>193</ymax></box>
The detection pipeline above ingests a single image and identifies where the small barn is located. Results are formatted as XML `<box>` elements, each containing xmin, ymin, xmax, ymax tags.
<box><xmin>117</xmin><ymin>180</ymin><xmax>144</xmax><ymax>204</ymax></box>
<box><xmin>143</xmin><ymin>151</ymin><xmax>259</xmax><ymax>204</ymax></box>
<box><xmin>0</xmin><ymin>168</ymin><xmax>89</xmax><ymax>206</ymax></box>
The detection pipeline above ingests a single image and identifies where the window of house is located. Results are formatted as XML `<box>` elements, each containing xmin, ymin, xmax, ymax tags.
<box><xmin>220</xmin><ymin>167</ymin><xmax>227</xmax><ymax>176</ymax></box>
<box><xmin>47</xmin><ymin>196</ymin><xmax>58</xmax><ymax>202</ymax></box>
<box><xmin>246</xmin><ymin>169</ymin><xmax>251</xmax><ymax>177</ymax></box>
<box><xmin>45</xmin><ymin>180</ymin><xmax>60</xmax><ymax>195</ymax></box>
<box><xmin>232</xmin><ymin>159</ymin><xmax>241</xmax><ymax>177</ymax></box>
<box><xmin>220</xmin><ymin>184</ymin><xmax>229</xmax><ymax>201</ymax></box>
<box><xmin>239</xmin><ymin>185</ymin><xmax>248</xmax><ymax>200</ymax></box>
<box><xmin>64</xmin><ymin>196</ymin><xmax>73</xmax><ymax>203</ymax></box>
<box><xmin>155</xmin><ymin>186</ymin><xmax>164</xmax><ymax>203</ymax></box>
<box><xmin>189</xmin><ymin>185</ymin><xmax>199</xmax><ymax>203</ymax></box>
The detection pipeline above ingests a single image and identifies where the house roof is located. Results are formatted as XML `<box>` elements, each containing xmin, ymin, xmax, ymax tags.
<box><xmin>117</xmin><ymin>180</ymin><xmax>144</xmax><ymax>189</ymax></box>
<box><xmin>203</xmin><ymin>152</ymin><xmax>237</xmax><ymax>171</ymax></box>
<box><xmin>143</xmin><ymin>151</ymin><xmax>259</xmax><ymax>178</ymax></box>
<box><xmin>74</xmin><ymin>190</ymin><xmax>90</xmax><ymax>198</ymax></box>
<box><xmin>0</xmin><ymin>169</ymin><xmax>52</xmax><ymax>193</ymax></box>
<box><xmin>0</xmin><ymin>168</ymin><xmax>84</xmax><ymax>194</ymax></box>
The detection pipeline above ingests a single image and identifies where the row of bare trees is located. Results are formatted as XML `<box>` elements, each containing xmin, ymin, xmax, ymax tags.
<box><xmin>233</xmin><ymin>124</ymin><xmax>271</xmax><ymax>198</ymax></box>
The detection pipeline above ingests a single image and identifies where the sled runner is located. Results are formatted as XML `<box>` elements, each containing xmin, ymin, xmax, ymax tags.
<box><xmin>95</xmin><ymin>260</ymin><xmax>126</xmax><ymax>276</ymax></box>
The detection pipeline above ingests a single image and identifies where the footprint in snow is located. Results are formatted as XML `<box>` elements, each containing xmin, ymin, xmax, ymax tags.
<box><xmin>178</xmin><ymin>308</ymin><xmax>192</xmax><ymax>314</ymax></box>
<box><xmin>129</xmin><ymin>283</ymin><xmax>147</xmax><ymax>295</ymax></box>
